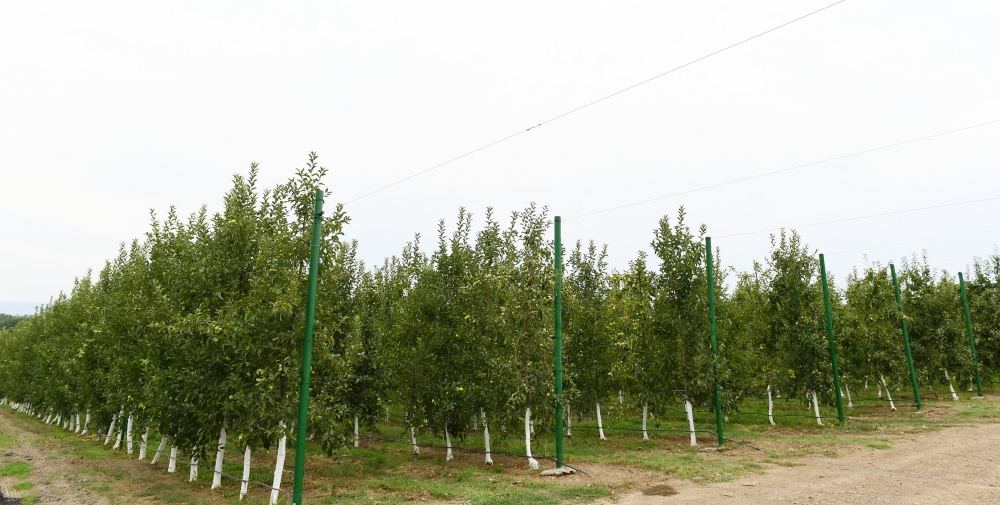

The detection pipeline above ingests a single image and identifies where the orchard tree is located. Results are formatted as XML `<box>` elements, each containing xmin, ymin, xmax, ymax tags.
<box><xmin>840</xmin><ymin>265</ymin><xmax>906</xmax><ymax>410</ymax></box>
<box><xmin>650</xmin><ymin>208</ymin><xmax>713</xmax><ymax>445</ymax></box>
<box><xmin>764</xmin><ymin>230</ymin><xmax>829</xmax><ymax>424</ymax></box>
<box><xmin>607</xmin><ymin>253</ymin><xmax>656</xmax><ymax>440</ymax></box>
<box><xmin>563</xmin><ymin>240</ymin><xmax>611</xmax><ymax>440</ymax></box>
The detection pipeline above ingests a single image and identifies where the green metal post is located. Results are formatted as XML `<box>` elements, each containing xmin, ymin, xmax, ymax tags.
<box><xmin>889</xmin><ymin>264</ymin><xmax>921</xmax><ymax>411</ymax></box>
<box><xmin>704</xmin><ymin>237</ymin><xmax>725</xmax><ymax>446</ymax></box>
<box><xmin>958</xmin><ymin>272</ymin><xmax>984</xmax><ymax>397</ymax></box>
<box><xmin>553</xmin><ymin>216</ymin><xmax>565</xmax><ymax>468</ymax></box>
<box><xmin>819</xmin><ymin>254</ymin><xmax>846</xmax><ymax>425</ymax></box>
<box><xmin>292</xmin><ymin>189</ymin><xmax>324</xmax><ymax>505</ymax></box>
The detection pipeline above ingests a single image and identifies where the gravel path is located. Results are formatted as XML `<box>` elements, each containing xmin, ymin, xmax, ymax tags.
<box><xmin>607</xmin><ymin>423</ymin><xmax>1000</xmax><ymax>504</ymax></box>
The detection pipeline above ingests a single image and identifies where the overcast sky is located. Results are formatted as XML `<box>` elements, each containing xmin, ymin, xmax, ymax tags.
<box><xmin>2</xmin><ymin>1</ymin><xmax>999</xmax><ymax>314</ymax></box>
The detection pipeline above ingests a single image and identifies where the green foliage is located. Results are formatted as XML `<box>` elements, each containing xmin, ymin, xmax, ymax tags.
<box><xmin>764</xmin><ymin>231</ymin><xmax>829</xmax><ymax>401</ymax></box>
<box><xmin>650</xmin><ymin>208</ymin><xmax>715</xmax><ymax>408</ymax></box>
<box><xmin>0</xmin><ymin>314</ymin><xmax>24</xmax><ymax>330</ymax></box>
<box><xmin>564</xmin><ymin>241</ymin><xmax>611</xmax><ymax>411</ymax></box>
<box><xmin>839</xmin><ymin>264</ymin><xmax>906</xmax><ymax>389</ymax></box>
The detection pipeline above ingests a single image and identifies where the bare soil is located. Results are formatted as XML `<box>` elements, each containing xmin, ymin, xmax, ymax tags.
<box><xmin>596</xmin><ymin>423</ymin><xmax>1000</xmax><ymax>505</ymax></box>
<box><xmin>0</xmin><ymin>410</ymin><xmax>112</xmax><ymax>504</ymax></box>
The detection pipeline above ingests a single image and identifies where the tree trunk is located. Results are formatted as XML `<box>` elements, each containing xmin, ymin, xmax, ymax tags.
<box><xmin>945</xmin><ymin>370</ymin><xmax>959</xmax><ymax>401</ymax></box>
<box><xmin>104</xmin><ymin>414</ymin><xmax>118</xmax><ymax>446</ymax></box>
<box><xmin>410</xmin><ymin>427</ymin><xmax>419</xmax><ymax>455</ymax></box>
<box><xmin>845</xmin><ymin>383</ymin><xmax>854</xmax><ymax>409</ymax></box>
<box><xmin>167</xmin><ymin>445</ymin><xmax>178</xmax><ymax>473</ymax></box>
<box><xmin>684</xmin><ymin>399</ymin><xmax>697</xmax><ymax>446</ymax></box>
<box><xmin>240</xmin><ymin>446</ymin><xmax>251</xmax><ymax>500</ymax></box>
<box><xmin>641</xmin><ymin>403</ymin><xmax>650</xmax><ymax>441</ymax></box>
<box><xmin>811</xmin><ymin>391</ymin><xmax>823</xmax><ymax>426</ymax></box>
<box><xmin>80</xmin><ymin>410</ymin><xmax>90</xmax><ymax>435</ymax></box>
<box><xmin>481</xmin><ymin>409</ymin><xmax>493</xmax><ymax>466</ymax></box>
<box><xmin>353</xmin><ymin>416</ymin><xmax>360</xmax><ymax>448</ymax></box>
<box><xmin>444</xmin><ymin>423</ymin><xmax>454</xmax><ymax>462</ymax></box>
<box><xmin>125</xmin><ymin>415</ymin><xmax>134</xmax><ymax>454</ymax></box>
<box><xmin>880</xmin><ymin>375</ymin><xmax>896</xmax><ymax>411</ymax></box>
<box><xmin>211</xmin><ymin>426</ymin><xmax>227</xmax><ymax>489</ymax></box>
<box><xmin>565</xmin><ymin>404</ymin><xmax>572</xmax><ymax>437</ymax></box>
<box><xmin>767</xmin><ymin>385</ymin><xmax>776</xmax><ymax>426</ymax></box>
<box><xmin>138</xmin><ymin>427</ymin><xmax>150</xmax><ymax>461</ymax></box>
<box><xmin>269</xmin><ymin>427</ymin><xmax>287</xmax><ymax>505</ymax></box>
<box><xmin>596</xmin><ymin>402</ymin><xmax>607</xmax><ymax>440</ymax></box>
<box><xmin>189</xmin><ymin>451</ymin><xmax>199</xmax><ymax>482</ymax></box>
<box><xmin>151</xmin><ymin>436</ymin><xmax>168</xmax><ymax>465</ymax></box>
<box><xmin>524</xmin><ymin>407</ymin><xmax>539</xmax><ymax>469</ymax></box>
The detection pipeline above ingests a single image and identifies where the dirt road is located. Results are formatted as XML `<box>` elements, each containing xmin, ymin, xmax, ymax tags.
<box><xmin>601</xmin><ymin>423</ymin><xmax>1000</xmax><ymax>504</ymax></box>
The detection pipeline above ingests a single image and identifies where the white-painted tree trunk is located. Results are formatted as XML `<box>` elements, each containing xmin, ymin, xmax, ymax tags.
<box><xmin>105</xmin><ymin>414</ymin><xmax>118</xmax><ymax>446</ymax></box>
<box><xmin>811</xmin><ymin>391</ymin><xmax>823</xmax><ymax>426</ymax></box>
<box><xmin>619</xmin><ymin>390</ymin><xmax>624</xmax><ymax>405</ymax></box>
<box><xmin>444</xmin><ymin>423</ymin><xmax>454</xmax><ymax>462</ymax></box>
<box><xmin>80</xmin><ymin>410</ymin><xmax>90</xmax><ymax>435</ymax></box>
<box><xmin>138</xmin><ymin>427</ymin><xmax>150</xmax><ymax>460</ymax></box>
<box><xmin>212</xmin><ymin>426</ymin><xmax>227</xmax><ymax>489</ymax></box>
<box><xmin>876</xmin><ymin>378</ymin><xmax>883</xmax><ymax>399</ymax></box>
<box><xmin>767</xmin><ymin>385</ymin><xmax>776</xmax><ymax>426</ymax></box>
<box><xmin>845</xmin><ymin>383</ymin><xmax>854</xmax><ymax>408</ymax></box>
<box><xmin>189</xmin><ymin>451</ymin><xmax>199</xmax><ymax>482</ymax></box>
<box><xmin>596</xmin><ymin>402</ymin><xmax>607</xmax><ymax>440</ymax></box>
<box><xmin>269</xmin><ymin>428</ymin><xmax>287</xmax><ymax>505</ymax></box>
<box><xmin>481</xmin><ymin>409</ymin><xmax>493</xmax><ymax>466</ymax></box>
<box><xmin>113</xmin><ymin>427</ymin><xmax>123</xmax><ymax>450</ymax></box>
<box><xmin>945</xmin><ymin>370</ymin><xmax>959</xmax><ymax>401</ymax></box>
<box><xmin>353</xmin><ymin>416</ymin><xmax>360</xmax><ymax>448</ymax></box>
<box><xmin>240</xmin><ymin>446</ymin><xmax>251</xmax><ymax>500</ymax></box>
<box><xmin>151</xmin><ymin>436</ymin><xmax>167</xmax><ymax>464</ymax></box>
<box><xmin>880</xmin><ymin>375</ymin><xmax>896</xmax><ymax>411</ymax></box>
<box><xmin>125</xmin><ymin>415</ymin><xmax>134</xmax><ymax>454</ymax></box>
<box><xmin>684</xmin><ymin>399</ymin><xmax>698</xmax><ymax>446</ymax></box>
<box><xmin>69</xmin><ymin>413</ymin><xmax>76</xmax><ymax>431</ymax></box>
<box><xmin>524</xmin><ymin>407</ymin><xmax>539</xmax><ymax>470</ymax></box>
<box><xmin>565</xmin><ymin>404</ymin><xmax>572</xmax><ymax>437</ymax></box>
<box><xmin>410</xmin><ymin>427</ymin><xmax>419</xmax><ymax>455</ymax></box>
<box><xmin>167</xmin><ymin>445</ymin><xmax>178</xmax><ymax>473</ymax></box>
<box><xmin>641</xmin><ymin>403</ymin><xmax>650</xmax><ymax>441</ymax></box>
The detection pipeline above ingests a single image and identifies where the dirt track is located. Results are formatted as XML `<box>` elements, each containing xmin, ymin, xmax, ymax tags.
<box><xmin>596</xmin><ymin>423</ymin><xmax>1000</xmax><ymax>505</ymax></box>
<box><xmin>0</xmin><ymin>410</ymin><xmax>111</xmax><ymax>504</ymax></box>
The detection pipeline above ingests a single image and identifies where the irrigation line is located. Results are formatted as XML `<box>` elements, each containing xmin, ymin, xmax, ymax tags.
<box><xmin>727</xmin><ymin>410</ymin><xmax>842</xmax><ymax>421</ymax></box>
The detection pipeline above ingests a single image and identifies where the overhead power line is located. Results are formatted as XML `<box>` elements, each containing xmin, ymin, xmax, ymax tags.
<box><xmin>714</xmin><ymin>195</ymin><xmax>1000</xmax><ymax>239</ymax></box>
<box><xmin>345</xmin><ymin>0</ymin><xmax>849</xmax><ymax>204</ymax></box>
<box><xmin>569</xmin><ymin>118</ymin><xmax>1000</xmax><ymax>220</ymax></box>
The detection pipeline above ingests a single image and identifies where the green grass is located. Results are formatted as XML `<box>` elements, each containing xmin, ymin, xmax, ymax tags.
<box><xmin>13</xmin><ymin>481</ymin><xmax>34</xmax><ymax>490</ymax></box>
<box><xmin>0</xmin><ymin>461</ymin><xmax>31</xmax><ymax>478</ymax></box>
<box><xmin>0</xmin><ymin>432</ymin><xmax>17</xmax><ymax>449</ymax></box>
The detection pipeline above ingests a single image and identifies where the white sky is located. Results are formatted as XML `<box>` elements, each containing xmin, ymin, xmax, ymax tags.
<box><xmin>2</xmin><ymin>1</ymin><xmax>999</xmax><ymax>313</ymax></box>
